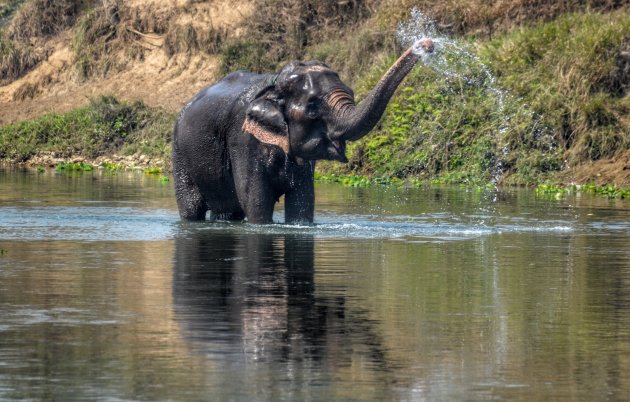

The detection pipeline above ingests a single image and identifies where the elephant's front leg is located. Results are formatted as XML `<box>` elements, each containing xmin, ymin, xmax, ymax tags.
<box><xmin>240</xmin><ymin>181</ymin><xmax>277</xmax><ymax>224</ymax></box>
<box><xmin>226</xmin><ymin>147</ymin><xmax>277</xmax><ymax>223</ymax></box>
<box><xmin>232</xmin><ymin>164</ymin><xmax>276</xmax><ymax>224</ymax></box>
<box><xmin>285</xmin><ymin>170</ymin><xmax>315</xmax><ymax>225</ymax></box>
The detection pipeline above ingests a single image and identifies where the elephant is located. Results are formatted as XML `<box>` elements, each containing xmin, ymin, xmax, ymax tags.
<box><xmin>172</xmin><ymin>38</ymin><xmax>434</xmax><ymax>224</ymax></box>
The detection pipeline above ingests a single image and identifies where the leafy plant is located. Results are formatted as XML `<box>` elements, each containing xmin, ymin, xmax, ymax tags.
<box><xmin>100</xmin><ymin>161</ymin><xmax>125</xmax><ymax>171</ymax></box>
<box><xmin>144</xmin><ymin>167</ymin><xmax>162</xmax><ymax>174</ymax></box>
<box><xmin>536</xmin><ymin>182</ymin><xmax>629</xmax><ymax>199</ymax></box>
<box><xmin>55</xmin><ymin>161</ymin><xmax>94</xmax><ymax>172</ymax></box>
<box><xmin>0</xmin><ymin>96</ymin><xmax>174</xmax><ymax>167</ymax></box>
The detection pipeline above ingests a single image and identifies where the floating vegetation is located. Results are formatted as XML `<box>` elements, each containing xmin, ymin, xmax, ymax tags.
<box><xmin>316</xmin><ymin>172</ymin><xmax>402</xmax><ymax>188</ymax></box>
<box><xmin>144</xmin><ymin>167</ymin><xmax>162</xmax><ymax>174</ymax></box>
<box><xmin>100</xmin><ymin>161</ymin><xmax>125</xmax><ymax>172</ymax></box>
<box><xmin>55</xmin><ymin>162</ymin><xmax>94</xmax><ymax>172</ymax></box>
<box><xmin>536</xmin><ymin>183</ymin><xmax>630</xmax><ymax>199</ymax></box>
<box><xmin>159</xmin><ymin>175</ymin><xmax>169</xmax><ymax>183</ymax></box>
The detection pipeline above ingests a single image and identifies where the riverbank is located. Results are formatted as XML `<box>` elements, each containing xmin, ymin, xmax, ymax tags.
<box><xmin>1</xmin><ymin>92</ymin><xmax>628</xmax><ymax>196</ymax></box>
<box><xmin>4</xmin><ymin>156</ymin><xmax>628</xmax><ymax>200</ymax></box>
<box><xmin>0</xmin><ymin>96</ymin><xmax>173</xmax><ymax>171</ymax></box>
<box><xmin>1</xmin><ymin>1</ymin><xmax>628</xmax><ymax>189</ymax></box>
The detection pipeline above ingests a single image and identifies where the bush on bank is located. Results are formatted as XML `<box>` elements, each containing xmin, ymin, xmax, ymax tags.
<box><xmin>483</xmin><ymin>12</ymin><xmax>629</xmax><ymax>163</ymax></box>
<box><xmin>0</xmin><ymin>96</ymin><xmax>174</xmax><ymax>163</ymax></box>
<box><xmin>315</xmin><ymin>12</ymin><xmax>629</xmax><ymax>186</ymax></box>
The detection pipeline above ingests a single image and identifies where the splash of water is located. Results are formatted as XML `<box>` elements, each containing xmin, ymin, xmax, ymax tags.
<box><xmin>398</xmin><ymin>9</ymin><xmax>507</xmax><ymax>105</ymax></box>
<box><xmin>396</xmin><ymin>8</ymin><xmax>512</xmax><ymax>185</ymax></box>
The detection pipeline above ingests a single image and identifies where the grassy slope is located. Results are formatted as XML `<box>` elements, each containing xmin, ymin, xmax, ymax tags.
<box><xmin>0</xmin><ymin>96</ymin><xmax>173</xmax><ymax>164</ymax></box>
<box><xmin>0</xmin><ymin>0</ymin><xmax>628</xmax><ymax>187</ymax></box>
<box><xmin>313</xmin><ymin>11</ymin><xmax>629</xmax><ymax>186</ymax></box>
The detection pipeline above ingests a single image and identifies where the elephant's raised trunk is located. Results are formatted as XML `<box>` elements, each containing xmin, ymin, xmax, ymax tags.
<box><xmin>328</xmin><ymin>38</ymin><xmax>433</xmax><ymax>142</ymax></box>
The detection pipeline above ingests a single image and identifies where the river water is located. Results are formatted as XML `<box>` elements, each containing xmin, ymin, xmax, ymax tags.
<box><xmin>0</xmin><ymin>167</ymin><xmax>629</xmax><ymax>401</ymax></box>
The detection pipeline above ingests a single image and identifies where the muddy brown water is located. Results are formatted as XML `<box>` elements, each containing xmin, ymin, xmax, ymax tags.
<box><xmin>0</xmin><ymin>167</ymin><xmax>629</xmax><ymax>401</ymax></box>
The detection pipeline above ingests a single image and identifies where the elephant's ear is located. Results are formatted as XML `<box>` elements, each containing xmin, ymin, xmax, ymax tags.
<box><xmin>242</xmin><ymin>97</ymin><xmax>289</xmax><ymax>154</ymax></box>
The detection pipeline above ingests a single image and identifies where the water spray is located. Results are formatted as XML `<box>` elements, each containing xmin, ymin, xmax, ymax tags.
<box><xmin>395</xmin><ymin>8</ymin><xmax>516</xmax><ymax>186</ymax></box>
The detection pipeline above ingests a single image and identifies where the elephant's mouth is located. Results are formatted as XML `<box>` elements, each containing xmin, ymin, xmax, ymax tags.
<box><xmin>300</xmin><ymin>136</ymin><xmax>347</xmax><ymax>162</ymax></box>
<box><xmin>328</xmin><ymin>139</ymin><xmax>347</xmax><ymax>163</ymax></box>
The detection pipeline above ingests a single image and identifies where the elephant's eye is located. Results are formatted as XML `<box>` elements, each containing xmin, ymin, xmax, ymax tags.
<box><xmin>305</xmin><ymin>99</ymin><xmax>321</xmax><ymax>119</ymax></box>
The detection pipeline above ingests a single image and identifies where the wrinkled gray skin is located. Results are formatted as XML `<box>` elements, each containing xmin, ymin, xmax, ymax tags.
<box><xmin>173</xmin><ymin>40</ymin><xmax>433</xmax><ymax>224</ymax></box>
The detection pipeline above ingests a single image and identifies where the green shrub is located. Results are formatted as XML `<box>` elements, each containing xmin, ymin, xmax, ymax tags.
<box><xmin>483</xmin><ymin>12</ymin><xmax>630</xmax><ymax>163</ymax></box>
<box><xmin>318</xmin><ymin>11</ymin><xmax>629</xmax><ymax>185</ymax></box>
<box><xmin>0</xmin><ymin>96</ymin><xmax>175</xmax><ymax>163</ymax></box>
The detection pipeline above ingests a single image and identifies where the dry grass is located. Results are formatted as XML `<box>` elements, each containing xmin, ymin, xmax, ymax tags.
<box><xmin>0</xmin><ymin>32</ymin><xmax>40</xmax><ymax>84</ymax></box>
<box><xmin>7</xmin><ymin>0</ymin><xmax>78</xmax><ymax>41</ymax></box>
<box><xmin>164</xmin><ymin>22</ymin><xmax>198</xmax><ymax>56</ymax></box>
<box><xmin>379</xmin><ymin>0</ymin><xmax>628</xmax><ymax>37</ymax></box>
<box><xmin>12</xmin><ymin>81</ymin><xmax>40</xmax><ymax>100</ymax></box>
<box><xmin>164</xmin><ymin>21</ymin><xmax>225</xmax><ymax>57</ymax></box>
<box><xmin>0</xmin><ymin>0</ymin><xmax>22</xmax><ymax>28</ymax></box>
<box><xmin>1</xmin><ymin>0</ymin><xmax>77</xmax><ymax>83</ymax></box>
<box><xmin>218</xmin><ymin>0</ymin><xmax>378</xmax><ymax>73</ymax></box>
<box><xmin>72</xmin><ymin>1</ymin><xmax>228</xmax><ymax>79</ymax></box>
<box><xmin>72</xmin><ymin>1</ymin><xmax>174</xmax><ymax>80</ymax></box>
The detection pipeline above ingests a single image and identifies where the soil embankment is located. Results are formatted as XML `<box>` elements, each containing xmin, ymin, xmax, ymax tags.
<box><xmin>1</xmin><ymin>0</ymin><xmax>628</xmax><ymax>187</ymax></box>
<box><xmin>0</xmin><ymin>0</ymin><xmax>252</xmax><ymax>123</ymax></box>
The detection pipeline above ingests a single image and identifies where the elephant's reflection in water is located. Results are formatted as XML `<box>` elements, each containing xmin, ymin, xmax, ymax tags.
<box><xmin>172</xmin><ymin>229</ymin><xmax>388</xmax><ymax>369</ymax></box>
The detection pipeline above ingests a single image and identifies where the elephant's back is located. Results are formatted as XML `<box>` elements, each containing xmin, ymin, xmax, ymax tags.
<box><xmin>189</xmin><ymin>71</ymin><xmax>269</xmax><ymax>115</ymax></box>
<box><xmin>175</xmin><ymin>71</ymin><xmax>269</xmax><ymax>138</ymax></box>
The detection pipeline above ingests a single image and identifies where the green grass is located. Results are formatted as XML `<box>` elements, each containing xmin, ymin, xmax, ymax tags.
<box><xmin>0</xmin><ymin>95</ymin><xmax>175</xmax><ymax>166</ymax></box>
<box><xmin>536</xmin><ymin>183</ymin><xmax>630</xmax><ymax>199</ymax></box>
<box><xmin>316</xmin><ymin>12</ymin><xmax>629</xmax><ymax>186</ymax></box>
<box><xmin>100</xmin><ymin>161</ymin><xmax>125</xmax><ymax>171</ymax></box>
<box><xmin>482</xmin><ymin>12</ymin><xmax>630</xmax><ymax>164</ymax></box>
<box><xmin>55</xmin><ymin>161</ymin><xmax>94</xmax><ymax>172</ymax></box>
<box><xmin>315</xmin><ymin>172</ymin><xmax>403</xmax><ymax>187</ymax></box>
<box><xmin>321</xmin><ymin>55</ymin><xmax>559</xmax><ymax>186</ymax></box>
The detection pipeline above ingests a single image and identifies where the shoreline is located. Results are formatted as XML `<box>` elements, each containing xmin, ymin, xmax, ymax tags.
<box><xmin>3</xmin><ymin>155</ymin><xmax>627</xmax><ymax>199</ymax></box>
<box><xmin>3</xmin><ymin>151</ymin><xmax>169</xmax><ymax>172</ymax></box>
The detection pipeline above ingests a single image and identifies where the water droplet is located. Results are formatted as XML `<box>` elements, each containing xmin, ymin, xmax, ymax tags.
<box><xmin>395</xmin><ymin>8</ymin><xmax>555</xmax><ymax>187</ymax></box>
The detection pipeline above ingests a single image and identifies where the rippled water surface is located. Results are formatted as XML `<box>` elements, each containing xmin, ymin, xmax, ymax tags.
<box><xmin>1</xmin><ymin>167</ymin><xmax>629</xmax><ymax>401</ymax></box>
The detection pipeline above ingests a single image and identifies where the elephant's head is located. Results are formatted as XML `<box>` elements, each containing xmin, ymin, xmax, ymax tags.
<box><xmin>242</xmin><ymin>38</ymin><xmax>434</xmax><ymax>163</ymax></box>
